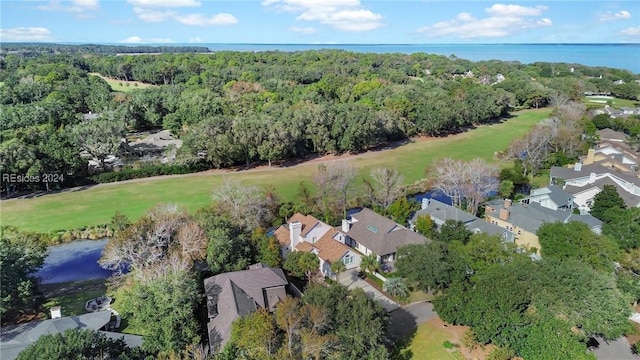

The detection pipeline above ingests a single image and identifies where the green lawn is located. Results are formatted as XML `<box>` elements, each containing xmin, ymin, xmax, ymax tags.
<box><xmin>39</xmin><ymin>279</ymin><xmax>108</xmax><ymax>318</ymax></box>
<box><xmin>392</xmin><ymin>321</ymin><xmax>464</xmax><ymax>360</ymax></box>
<box><xmin>42</xmin><ymin>289</ymin><xmax>106</xmax><ymax>318</ymax></box>
<box><xmin>88</xmin><ymin>73</ymin><xmax>154</xmax><ymax>93</ymax></box>
<box><xmin>1</xmin><ymin>109</ymin><xmax>551</xmax><ymax>233</ymax></box>
<box><xmin>583</xmin><ymin>96</ymin><xmax>639</xmax><ymax>108</ymax></box>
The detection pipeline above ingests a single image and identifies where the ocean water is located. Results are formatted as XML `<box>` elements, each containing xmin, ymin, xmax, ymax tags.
<box><xmin>200</xmin><ymin>43</ymin><xmax>640</xmax><ymax>73</ymax></box>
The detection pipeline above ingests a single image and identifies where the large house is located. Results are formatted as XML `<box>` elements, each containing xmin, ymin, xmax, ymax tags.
<box><xmin>520</xmin><ymin>185</ymin><xmax>574</xmax><ymax>211</ymax></box>
<box><xmin>274</xmin><ymin>213</ymin><xmax>361</xmax><ymax>278</ymax></box>
<box><xmin>410</xmin><ymin>198</ymin><xmax>514</xmax><ymax>242</ymax></box>
<box><xmin>340</xmin><ymin>208</ymin><xmax>429</xmax><ymax>263</ymax></box>
<box><xmin>0</xmin><ymin>310</ymin><xmax>142</xmax><ymax>360</ymax></box>
<box><xmin>275</xmin><ymin>209</ymin><xmax>429</xmax><ymax>273</ymax></box>
<box><xmin>484</xmin><ymin>199</ymin><xmax>603</xmax><ymax>253</ymax></box>
<box><xmin>204</xmin><ymin>264</ymin><xmax>289</xmax><ymax>352</ymax></box>
<box><xmin>550</xmin><ymin>162</ymin><xmax>640</xmax><ymax>212</ymax></box>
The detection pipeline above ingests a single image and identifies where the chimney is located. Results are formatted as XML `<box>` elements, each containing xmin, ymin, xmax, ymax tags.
<box><xmin>589</xmin><ymin>172</ymin><xmax>596</xmax><ymax>184</ymax></box>
<box><xmin>289</xmin><ymin>221</ymin><xmax>302</xmax><ymax>250</ymax></box>
<box><xmin>504</xmin><ymin>199</ymin><xmax>512</xmax><ymax>208</ymax></box>
<box><xmin>341</xmin><ymin>219</ymin><xmax>350</xmax><ymax>233</ymax></box>
<box><xmin>585</xmin><ymin>149</ymin><xmax>595</xmax><ymax>165</ymax></box>
<box><xmin>50</xmin><ymin>306</ymin><xmax>62</xmax><ymax>319</ymax></box>
<box><xmin>499</xmin><ymin>208</ymin><xmax>510</xmax><ymax>221</ymax></box>
<box><xmin>421</xmin><ymin>198</ymin><xmax>430</xmax><ymax>210</ymax></box>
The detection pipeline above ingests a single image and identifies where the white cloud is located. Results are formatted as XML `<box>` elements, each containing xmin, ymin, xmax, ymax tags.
<box><xmin>619</xmin><ymin>26</ymin><xmax>640</xmax><ymax>38</ymax></box>
<box><xmin>189</xmin><ymin>37</ymin><xmax>203</xmax><ymax>43</ymax></box>
<box><xmin>127</xmin><ymin>0</ymin><xmax>200</xmax><ymax>8</ymax></box>
<box><xmin>0</xmin><ymin>27</ymin><xmax>52</xmax><ymax>41</ymax></box>
<box><xmin>36</xmin><ymin>0</ymin><xmax>99</xmax><ymax>18</ymax></box>
<box><xmin>599</xmin><ymin>10</ymin><xmax>631</xmax><ymax>22</ymax></box>
<box><xmin>128</xmin><ymin>0</ymin><xmax>237</xmax><ymax>26</ymax></box>
<box><xmin>133</xmin><ymin>7</ymin><xmax>175</xmax><ymax>22</ymax></box>
<box><xmin>175</xmin><ymin>13</ymin><xmax>237</xmax><ymax>26</ymax></box>
<box><xmin>264</xmin><ymin>0</ymin><xmax>383</xmax><ymax>32</ymax></box>
<box><xmin>485</xmin><ymin>4</ymin><xmax>547</xmax><ymax>17</ymax></box>
<box><xmin>118</xmin><ymin>36</ymin><xmax>174</xmax><ymax>43</ymax></box>
<box><xmin>417</xmin><ymin>3</ymin><xmax>552</xmax><ymax>39</ymax></box>
<box><xmin>289</xmin><ymin>26</ymin><xmax>317</xmax><ymax>34</ymax></box>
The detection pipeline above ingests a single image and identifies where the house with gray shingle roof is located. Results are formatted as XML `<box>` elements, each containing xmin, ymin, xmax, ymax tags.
<box><xmin>484</xmin><ymin>199</ymin><xmax>602</xmax><ymax>254</ymax></box>
<box><xmin>520</xmin><ymin>185</ymin><xmax>574</xmax><ymax>211</ymax></box>
<box><xmin>410</xmin><ymin>198</ymin><xmax>514</xmax><ymax>242</ymax></box>
<box><xmin>341</xmin><ymin>208</ymin><xmax>429</xmax><ymax>263</ymax></box>
<box><xmin>204</xmin><ymin>264</ymin><xmax>289</xmax><ymax>353</ymax></box>
<box><xmin>0</xmin><ymin>311</ymin><xmax>142</xmax><ymax>360</ymax></box>
<box><xmin>550</xmin><ymin>162</ymin><xmax>640</xmax><ymax>212</ymax></box>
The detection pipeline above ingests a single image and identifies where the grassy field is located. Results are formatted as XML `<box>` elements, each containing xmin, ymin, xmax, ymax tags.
<box><xmin>39</xmin><ymin>279</ymin><xmax>108</xmax><ymax>318</ymax></box>
<box><xmin>392</xmin><ymin>321</ymin><xmax>464</xmax><ymax>360</ymax></box>
<box><xmin>1</xmin><ymin>109</ymin><xmax>551</xmax><ymax>233</ymax></box>
<box><xmin>88</xmin><ymin>72</ymin><xmax>154</xmax><ymax>93</ymax></box>
<box><xmin>583</xmin><ymin>96</ymin><xmax>639</xmax><ymax>108</ymax></box>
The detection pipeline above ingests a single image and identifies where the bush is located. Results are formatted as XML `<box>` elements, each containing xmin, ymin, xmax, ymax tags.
<box><xmin>89</xmin><ymin>162</ymin><xmax>208</xmax><ymax>183</ymax></box>
<box><xmin>442</xmin><ymin>341</ymin><xmax>458</xmax><ymax>349</ymax></box>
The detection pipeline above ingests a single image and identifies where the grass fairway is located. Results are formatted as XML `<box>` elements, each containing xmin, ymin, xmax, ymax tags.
<box><xmin>583</xmin><ymin>96</ymin><xmax>639</xmax><ymax>108</ymax></box>
<box><xmin>88</xmin><ymin>73</ymin><xmax>154</xmax><ymax>93</ymax></box>
<box><xmin>1</xmin><ymin>109</ymin><xmax>551</xmax><ymax>233</ymax></box>
<box><xmin>392</xmin><ymin>321</ymin><xmax>464</xmax><ymax>360</ymax></box>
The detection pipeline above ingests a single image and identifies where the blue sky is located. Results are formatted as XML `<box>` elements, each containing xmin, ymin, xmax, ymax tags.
<box><xmin>1</xmin><ymin>0</ymin><xmax>639</xmax><ymax>44</ymax></box>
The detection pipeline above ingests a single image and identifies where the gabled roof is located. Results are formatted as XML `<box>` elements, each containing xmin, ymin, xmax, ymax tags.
<box><xmin>412</xmin><ymin>199</ymin><xmax>476</xmax><ymax>224</ymax></box>
<box><xmin>313</xmin><ymin>231</ymin><xmax>350</xmax><ymax>263</ymax></box>
<box><xmin>550</xmin><ymin>163</ymin><xmax>640</xmax><ymax>186</ymax></box>
<box><xmin>541</xmin><ymin>185</ymin><xmax>573</xmax><ymax>207</ymax></box>
<box><xmin>596</xmin><ymin>128</ymin><xmax>628</xmax><ymax>142</ymax></box>
<box><xmin>347</xmin><ymin>208</ymin><xmax>428</xmax><ymax>256</ymax></box>
<box><xmin>564</xmin><ymin>178</ymin><xmax>640</xmax><ymax>208</ymax></box>
<box><xmin>204</xmin><ymin>266</ymin><xmax>288</xmax><ymax>352</ymax></box>
<box><xmin>289</xmin><ymin>213</ymin><xmax>322</xmax><ymax>237</ymax></box>
<box><xmin>274</xmin><ymin>225</ymin><xmax>290</xmax><ymax>248</ymax></box>
<box><xmin>0</xmin><ymin>311</ymin><xmax>114</xmax><ymax>360</ymax></box>
<box><xmin>485</xmin><ymin>200</ymin><xmax>602</xmax><ymax>234</ymax></box>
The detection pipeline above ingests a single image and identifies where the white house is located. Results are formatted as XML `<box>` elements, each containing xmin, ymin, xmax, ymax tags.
<box><xmin>274</xmin><ymin>214</ymin><xmax>361</xmax><ymax>278</ymax></box>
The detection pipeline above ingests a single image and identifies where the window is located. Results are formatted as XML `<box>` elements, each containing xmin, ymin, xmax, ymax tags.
<box><xmin>343</xmin><ymin>255</ymin><xmax>353</xmax><ymax>265</ymax></box>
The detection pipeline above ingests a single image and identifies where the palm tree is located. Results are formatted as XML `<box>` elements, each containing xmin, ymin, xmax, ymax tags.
<box><xmin>359</xmin><ymin>254</ymin><xmax>380</xmax><ymax>274</ymax></box>
<box><xmin>383</xmin><ymin>277</ymin><xmax>409</xmax><ymax>299</ymax></box>
<box><xmin>330</xmin><ymin>261</ymin><xmax>346</xmax><ymax>282</ymax></box>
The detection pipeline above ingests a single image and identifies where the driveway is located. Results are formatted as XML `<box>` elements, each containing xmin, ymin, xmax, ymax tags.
<box><xmin>591</xmin><ymin>337</ymin><xmax>639</xmax><ymax>360</ymax></box>
<box><xmin>338</xmin><ymin>269</ymin><xmax>400</xmax><ymax>312</ymax></box>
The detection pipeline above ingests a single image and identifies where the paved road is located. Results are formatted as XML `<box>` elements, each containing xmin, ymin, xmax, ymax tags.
<box><xmin>386</xmin><ymin>301</ymin><xmax>437</xmax><ymax>345</ymax></box>
<box><xmin>338</xmin><ymin>270</ymin><xmax>400</xmax><ymax>312</ymax></box>
<box><xmin>591</xmin><ymin>337</ymin><xmax>639</xmax><ymax>360</ymax></box>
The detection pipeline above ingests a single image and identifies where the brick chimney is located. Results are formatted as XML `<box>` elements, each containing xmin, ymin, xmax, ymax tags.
<box><xmin>499</xmin><ymin>208</ymin><xmax>510</xmax><ymax>221</ymax></box>
<box><xmin>584</xmin><ymin>148</ymin><xmax>595</xmax><ymax>165</ymax></box>
<box><xmin>289</xmin><ymin>221</ymin><xmax>302</xmax><ymax>250</ymax></box>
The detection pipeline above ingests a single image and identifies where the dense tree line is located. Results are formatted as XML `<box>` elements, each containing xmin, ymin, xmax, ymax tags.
<box><xmin>2</xmin><ymin>46</ymin><xmax>638</xmax><ymax>194</ymax></box>
<box><xmin>395</xmin><ymin>183</ymin><xmax>639</xmax><ymax>358</ymax></box>
<box><xmin>0</xmin><ymin>43</ymin><xmax>209</xmax><ymax>56</ymax></box>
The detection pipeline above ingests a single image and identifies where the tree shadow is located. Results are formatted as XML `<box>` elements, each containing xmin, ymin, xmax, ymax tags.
<box><xmin>385</xmin><ymin>307</ymin><xmax>419</xmax><ymax>359</ymax></box>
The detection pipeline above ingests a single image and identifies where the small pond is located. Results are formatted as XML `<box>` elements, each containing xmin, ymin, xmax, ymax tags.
<box><xmin>36</xmin><ymin>238</ymin><xmax>112</xmax><ymax>284</ymax></box>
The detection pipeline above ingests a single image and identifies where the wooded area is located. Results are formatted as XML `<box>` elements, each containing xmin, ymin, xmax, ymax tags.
<box><xmin>2</xmin><ymin>45</ymin><xmax>639</xmax><ymax>194</ymax></box>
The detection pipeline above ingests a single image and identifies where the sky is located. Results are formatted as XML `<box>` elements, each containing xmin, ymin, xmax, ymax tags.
<box><xmin>1</xmin><ymin>0</ymin><xmax>639</xmax><ymax>44</ymax></box>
